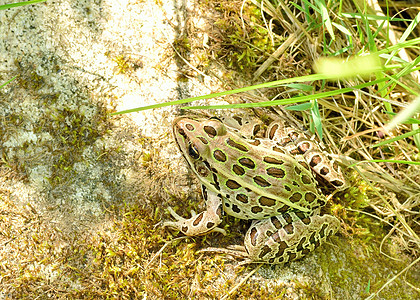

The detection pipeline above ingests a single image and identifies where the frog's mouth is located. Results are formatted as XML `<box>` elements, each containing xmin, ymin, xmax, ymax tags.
<box><xmin>173</xmin><ymin>117</ymin><xmax>192</xmax><ymax>152</ymax></box>
<box><xmin>173</xmin><ymin>117</ymin><xmax>206</xmax><ymax>163</ymax></box>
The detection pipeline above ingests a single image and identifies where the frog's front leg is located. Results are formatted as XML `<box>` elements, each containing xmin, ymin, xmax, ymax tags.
<box><xmin>163</xmin><ymin>186</ymin><xmax>225</xmax><ymax>236</ymax></box>
<box><xmin>244</xmin><ymin>212</ymin><xmax>340</xmax><ymax>264</ymax></box>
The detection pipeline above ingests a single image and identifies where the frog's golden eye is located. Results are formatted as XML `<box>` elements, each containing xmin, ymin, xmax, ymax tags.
<box><xmin>188</xmin><ymin>142</ymin><xmax>200</xmax><ymax>159</ymax></box>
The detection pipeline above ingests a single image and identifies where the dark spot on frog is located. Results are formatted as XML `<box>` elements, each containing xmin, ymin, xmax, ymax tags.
<box><xmin>206</xmin><ymin>222</ymin><xmax>215</xmax><ymax>229</ymax></box>
<box><xmin>193</xmin><ymin>213</ymin><xmax>203</xmax><ymax>226</ymax></box>
<box><xmin>216</xmin><ymin>204</ymin><xmax>223</xmax><ymax>217</ymax></box>
<box><xmin>204</xmin><ymin>125</ymin><xmax>217</xmax><ymax>138</ymax></box>
<box><xmin>296</xmin><ymin>236</ymin><xmax>306</xmax><ymax>251</ymax></box>
<box><xmin>298</xmin><ymin>161</ymin><xmax>310</xmax><ymax>170</ymax></box>
<box><xmin>238</xmin><ymin>157</ymin><xmax>256</xmax><ymax>169</ymax></box>
<box><xmin>320</xmin><ymin>166</ymin><xmax>329</xmax><ymax>175</ymax></box>
<box><xmin>226</xmin><ymin>179</ymin><xmax>241</xmax><ymax>190</ymax></box>
<box><xmin>213</xmin><ymin>149</ymin><xmax>227</xmax><ymax>162</ymax></box>
<box><xmin>252</xmin><ymin>124</ymin><xmax>260</xmax><ymax>137</ymax></box>
<box><xmin>258</xmin><ymin>196</ymin><xmax>276</xmax><ymax>207</ymax></box>
<box><xmin>258</xmin><ymin>245</ymin><xmax>272</xmax><ymax>259</ymax></box>
<box><xmin>178</xmin><ymin>128</ymin><xmax>187</xmax><ymax>139</ymax></box>
<box><xmin>276</xmin><ymin>241</ymin><xmax>288</xmax><ymax>256</ymax></box>
<box><xmin>195</xmin><ymin>164</ymin><xmax>209</xmax><ymax>177</ymax></box>
<box><xmin>249</xmin><ymin>227</ymin><xmax>258</xmax><ymax>246</ymax></box>
<box><xmin>284</xmin><ymin>224</ymin><xmax>294</xmax><ymax>234</ymax></box>
<box><xmin>304</xmin><ymin>192</ymin><xmax>316</xmax><ymax>203</ymax></box>
<box><xmin>283</xmin><ymin>213</ymin><xmax>292</xmax><ymax>224</ymax></box>
<box><xmin>249</xmin><ymin>139</ymin><xmax>261</xmax><ymax>146</ymax></box>
<box><xmin>269</xmin><ymin>124</ymin><xmax>279</xmax><ymax>139</ymax></box>
<box><xmin>332</xmin><ymin>179</ymin><xmax>344</xmax><ymax>187</ymax></box>
<box><xmin>226</xmin><ymin>138</ymin><xmax>248</xmax><ymax>152</ymax></box>
<box><xmin>263</xmin><ymin>156</ymin><xmax>284</xmax><ymax>165</ymax></box>
<box><xmin>301</xmin><ymin>248</ymin><xmax>310</xmax><ymax>255</ymax></box>
<box><xmin>272</xmin><ymin>146</ymin><xmax>287</xmax><ymax>153</ymax></box>
<box><xmin>233</xmin><ymin>116</ymin><xmax>243</xmax><ymax>125</ymax></box>
<box><xmin>290</xmin><ymin>148</ymin><xmax>300</xmax><ymax>155</ymax></box>
<box><xmin>251</xmin><ymin>206</ymin><xmax>263</xmax><ymax>213</ymax></box>
<box><xmin>301</xmin><ymin>174</ymin><xmax>312</xmax><ymax>185</ymax></box>
<box><xmin>236</xmin><ymin>194</ymin><xmax>249</xmax><ymax>203</ymax></box>
<box><xmin>277</xmin><ymin>205</ymin><xmax>289</xmax><ymax>213</ymax></box>
<box><xmin>232</xmin><ymin>204</ymin><xmax>241</xmax><ymax>213</ymax></box>
<box><xmin>298</xmin><ymin>141</ymin><xmax>311</xmax><ymax>153</ymax></box>
<box><xmin>310</xmin><ymin>154</ymin><xmax>322</xmax><ymax>167</ymax></box>
<box><xmin>185</xmin><ymin>123</ymin><xmax>194</xmax><ymax>131</ymax></box>
<box><xmin>201</xmin><ymin>185</ymin><xmax>208</xmax><ymax>200</ymax></box>
<box><xmin>212</xmin><ymin>173</ymin><xmax>220</xmax><ymax>190</ymax></box>
<box><xmin>266</xmin><ymin>167</ymin><xmax>285</xmax><ymax>178</ymax></box>
<box><xmin>253</xmin><ymin>176</ymin><xmax>271</xmax><ymax>187</ymax></box>
<box><xmin>289</xmin><ymin>192</ymin><xmax>302</xmax><ymax>202</ymax></box>
<box><xmin>319</xmin><ymin>223</ymin><xmax>328</xmax><ymax>238</ymax></box>
<box><xmin>232</xmin><ymin>164</ymin><xmax>245</xmax><ymax>176</ymax></box>
<box><xmin>197</xmin><ymin>136</ymin><xmax>208</xmax><ymax>144</ymax></box>
<box><xmin>270</xmin><ymin>216</ymin><xmax>282</xmax><ymax>229</ymax></box>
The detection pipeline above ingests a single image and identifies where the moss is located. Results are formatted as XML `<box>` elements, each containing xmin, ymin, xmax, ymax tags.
<box><xmin>206</xmin><ymin>1</ymin><xmax>282</xmax><ymax>75</ymax></box>
<box><xmin>112</xmin><ymin>55</ymin><xmax>131</xmax><ymax>75</ymax></box>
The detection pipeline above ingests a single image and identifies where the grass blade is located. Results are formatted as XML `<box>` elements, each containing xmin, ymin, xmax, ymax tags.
<box><xmin>0</xmin><ymin>0</ymin><xmax>47</xmax><ymax>10</ymax></box>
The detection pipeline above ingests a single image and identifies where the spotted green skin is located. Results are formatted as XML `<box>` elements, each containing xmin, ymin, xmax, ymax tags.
<box><xmin>164</xmin><ymin>116</ymin><xmax>343</xmax><ymax>264</ymax></box>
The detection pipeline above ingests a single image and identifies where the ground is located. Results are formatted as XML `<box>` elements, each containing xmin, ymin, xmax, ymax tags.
<box><xmin>0</xmin><ymin>0</ymin><xmax>419</xmax><ymax>299</ymax></box>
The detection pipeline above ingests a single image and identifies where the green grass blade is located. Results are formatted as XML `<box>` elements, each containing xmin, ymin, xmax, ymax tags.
<box><xmin>112</xmin><ymin>46</ymin><xmax>418</xmax><ymax>115</ymax></box>
<box><xmin>384</xmin><ymin>112</ymin><xmax>420</xmax><ymax>125</ymax></box>
<box><xmin>371</xmin><ymin>128</ymin><xmax>420</xmax><ymax>148</ymax></box>
<box><xmin>341</xmin><ymin>13</ymin><xmax>412</xmax><ymax>22</ymax></box>
<box><xmin>318</xmin><ymin>0</ymin><xmax>335</xmax><ymax>40</ymax></box>
<box><xmin>285</xmin><ymin>102</ymin><xmax>312</xmax><ymax>111</ymax></box>
<box><xmin>413</xmin><ymin>124</ymin><xmax>420</xmax><ymax>149</ymax></box>
<box><xmin>384</xmin><ymin>96</ymin><xmax>420</xmax><ymax>131</ymax></box>
<box><xmin>310</xmin><ymin>100</ymin><xmax>323</xmax><ymax>139</ymax></box>
<box><xmin>112</xmin><ymin>73</ymin><xmax>340</xmax><ymax>115</ymax></box>
<box><xmin>0</xmin><ymin>0</ymin><xmax>47</xmax><ymax>10</ymax></box>
<box><xmin>397</xmin><ymin>11</ymin><xmax>420</xmax><ymax>48</ymax></box>
<box><xmin>183</xmin><ymin>77</ymin><xmax>389</xmax><ymax>110</ymax></box>
<box><xmin>350</xmin><ymin>159</ymin><xmax>420</xmax><ymax>167</ymax></box>
<box><xmin>0</xmin><ymin>76</ymin><xmax>16</xmax><ymax>89</ymax></box>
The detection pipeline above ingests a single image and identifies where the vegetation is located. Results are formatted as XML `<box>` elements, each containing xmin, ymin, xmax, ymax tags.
<box><xmin>1</xmin><ymin>0</ymin><xmax>419</xmax><ymax>299</ymax></box>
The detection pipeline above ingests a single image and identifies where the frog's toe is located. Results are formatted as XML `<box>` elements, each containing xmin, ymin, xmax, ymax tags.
<box><xmin>208</xmin><ymin>227</ymin><xmax>227</xmax><ymax>235</ymax></box>
<box><xmin>163</xmin><ymin>206</ymin><xmax>224</xmax><ymax>236</ymax></box>
<box><xmin>166</xmin><ymin>207</ymin><xmax>184</xmax><ymax>221</ymax></box>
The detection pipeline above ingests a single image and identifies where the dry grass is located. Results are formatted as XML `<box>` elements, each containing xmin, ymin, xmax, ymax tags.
<box><xmin>1</xmin><ymin>0</ymin><xmax>419</xmax><ymax>299</ymax></box>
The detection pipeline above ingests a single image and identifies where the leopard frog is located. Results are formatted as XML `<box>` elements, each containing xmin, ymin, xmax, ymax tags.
<box><xmin>164</xmin><ymin>114</ymin><xmax>346</xmax><ymax>264</ymax></box>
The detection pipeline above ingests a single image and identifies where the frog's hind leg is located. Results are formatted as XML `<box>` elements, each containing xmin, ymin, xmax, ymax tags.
<box><xmin>244</xmin><ymin>212</ymin><xmax>340</xmax><ymax>264</ymax></box>
<box><xmin>163</xmin><ymin>186</ymin><xmax>226</xmax><ymax>236</ymax></box>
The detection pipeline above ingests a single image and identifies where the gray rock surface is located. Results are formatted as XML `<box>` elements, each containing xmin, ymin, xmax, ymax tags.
<box><xmin>0</xmin><ymin>1</ymin><xmax>418</xmax><ymax>299</ymax></box>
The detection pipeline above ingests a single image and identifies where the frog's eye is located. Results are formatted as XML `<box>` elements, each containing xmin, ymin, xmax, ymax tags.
<box><xmin>209</xmin><ymin>116</ymin><xmax>222</xmax><ymax>122</ymax></box>
<box><xmin>188</xmin><ymin>142</ymin><xmax>200</xmax><ymax>159</ymax></box>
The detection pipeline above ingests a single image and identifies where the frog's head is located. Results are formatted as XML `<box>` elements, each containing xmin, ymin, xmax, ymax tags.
<box><xmin>173</xmin><ymin>116</ymin><xmax>228</xmax><ymax>177</ymax></box>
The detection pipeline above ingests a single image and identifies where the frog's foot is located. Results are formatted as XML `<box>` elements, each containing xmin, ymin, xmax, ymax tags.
<box><xmin>163</xmin><ymin>207</ymin><xmax>226</xmax><ymax>236</ymax></box>
<box><xmin>163</xmin><ymin>190</ymin><xmax>226</xmax><ymax>236</ymax></box>
<box><xmin>244</xmin><ymin>212</ymin><xmax>340</xmax><ymax>264</ymax></box>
